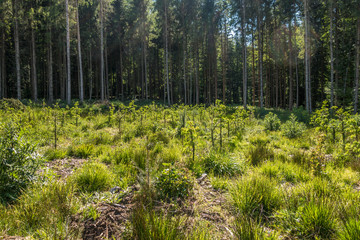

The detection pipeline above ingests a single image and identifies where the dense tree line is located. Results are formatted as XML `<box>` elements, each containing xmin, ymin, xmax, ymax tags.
<box><xmin>0</xmin><ymin>0</ymin><xmax>360</xmax><ymax>112</ymax></box>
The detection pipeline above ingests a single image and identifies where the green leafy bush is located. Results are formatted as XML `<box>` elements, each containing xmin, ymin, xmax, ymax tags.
<box><xmin>72</xmin><ymin>162</ymin><xmax>115</xmax><ymax>193</ymax></box>
<box><xmin>281</xmin><ymin>114</ymin><xmax>306</xmax><ymax>138</ymax></box>
<box><xmin>155</xmin><ymin>167</ymin><xmax>193</xmax><ymax>200</ymax></box>
<box><xmin>0</xmin><ymin>123</ymin><xmax>42</xmax><ymax>203</ymax></box>
<box><xmin>264</xmin><ymin>112</ymin><xmax>281</xmax><ymax>131</ymax></box>
<box><xmin>203</xmin><ymin>152</ymin><xmax>244</xmax><ymax>177</ymax></box>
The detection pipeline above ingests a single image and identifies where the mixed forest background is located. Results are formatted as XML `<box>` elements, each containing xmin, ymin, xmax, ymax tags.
<box><xmin>0</xmin><ymin>0</ymin><xmax>360</xmax><ymax>112</ymax></box>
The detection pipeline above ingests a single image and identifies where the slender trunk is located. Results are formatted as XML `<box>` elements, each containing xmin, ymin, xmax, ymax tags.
<box><xmin>196</xmin><ymin>47</ymin><xmax>199</xmax><ymax>104</ymax></box>
<box><xmin>183</xmin><ymin>39</ymin><xmax>187</xmax><ymax>104</ymax></box>
<box><xmin>294</xmin><ymin>16</ymin><xmax>299</xmax><ymax>108</ymax></box>
<box><xmin>76</xmin><ymin>0</ymin><xmax>84</xmax><ymax>103</ymax></box>
<box><xmin>66</xmin><ymin>0</ymin><xmax>71</xmax><ymax>104</ymax></box>
<box><xmin>48</xmin><ymin>28</ymin><xmax>53</xmax><ymax>103</ymax></box>
<box><xmin>304</xmin><ymin>0</ymin><xmax>310</xmax><ymax>112</ymax></box>
<box><xmin>144</xmin><ymin>39</ymin><xmax>148</xmax><ymax>99</ymax></box>
<box><xmin>329</xmin><ymin>0</ymin><xmax>334</xmax><ymax>107</ymax></box>
<box><xmin>258</xmin><ymin>9</ymin><xmax>263</xmax><ymax>108</ymax></box>
<box><xmin>105</xmin><ymin>39</ymin><xmax>109</xmax><ymax>98</ymax></box>
<box><xmin>242</xmin><ymin>0</ymin><xmax>247</xmax><ymax>108</ymax></box>
<box><xmin>89</xmin><ymin>47</ymin><xmax>93</xmax><ymax>100</ymax></box>
<box><xmin>0</xmin><ymin>27</ymin><xmax>2</xmax><ymax>99</ymax></box>
<box><xmin>289</xmin><ymin>19</ymin><xmax>293</xmax><ymax>110</ymax></box>
<box><xmin>1</xmin><ymin>28</ymin><xmax>5</xmax><ymax>98</ymax></box>
<box><xmin>164</xmin><ymin>0</ymin><xmax>170</xmax><ymax>105</ymax></box>
<box><xmin>222</xmin><ymin>19</ymin><xmax>228</xmax><ymax>103</ymax></box>
<box><xmin>31</xmin><ymin>20</ymin><xmax>37</xmax><ymax>101</ymax></box>
<box><xmin>355</xmin><ymin>18</ymin><xmax>360</xmax><ymax>113</ymax></box>
<box><xmin>13</xmin><ymin>0</ymin><xmax>21</xmax><ymax>99</ymax></box>
<box><xmin>100</xmin><ymin>0</ymin><xmax>104</xmax><ymax>100</ymax></box>
<box><xmin>120</xmin><ymin>42</ymin><xmax>124</xmax><ymax>101</ymax></box>
<box><xmin>252</xmin><ymin>29</ymin><xmax>255</xmax><ymax>106</ymax></box>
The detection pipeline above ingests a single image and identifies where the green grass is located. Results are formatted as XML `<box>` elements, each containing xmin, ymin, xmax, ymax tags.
<box><xmin>0</xmin><ymin>101</ymin><xmax>359</xmax><ymax>239</ymax></box>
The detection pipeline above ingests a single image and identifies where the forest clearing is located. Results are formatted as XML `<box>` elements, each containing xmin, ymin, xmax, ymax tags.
<box><xmin>0</xmin><ymin>98</ymin><xmax>360</xmax><ymax>239</ymax></box>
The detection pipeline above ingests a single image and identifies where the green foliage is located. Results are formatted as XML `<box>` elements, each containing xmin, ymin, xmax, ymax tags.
<box><xmin>1</xmin><ymin>180</ymin><xmax>78</xmax><ymax>238</ymax></box>
<box><xmin>281</xmin><ymin>114</ymin><xmax>306</xmax><ymax>138</ymax></box>
<box><xmin>339</xmin><ymin>218</ymin><xmax>360</xmax><ymax>240</ymax></box>
<box><xmin>72</xmin><ymin>162</ymin><xmax>115</xmax><ymax>193</ymax></box>
<box><xmin>234</xmin><ymin>215</ymin><xmax>279</xmax><ymax>240</ymax></box>
<box><xmin>155</xmin><ymin>167</ymin><xmax>193</xmax><ymax>200</ymax></box>
<box><xmin>0</xmin><ymin>122</ymin><xmax>42</xmax><ymax>203</ymax></box>
<box><xmin>296</xmin><ymin>200</ymin><xmax>337</xmax><ymax>239</ymax></box>
<box><xmin>264</xmin><ymin>112</ymin><xmax>281</xmax><ymax>131</ymax></box>
<box><xmin>67</xmin><ymin>144</ymin><xmax>95</xmax><ymax>158</ymax></box>
<box><xmin>203</xmin><ymin>152</ymin><xmax>244</xmax><ymax>177</ymax></box>
<box><xmin>247</xmin><ymin>137</ymin><xmax>274</xmax><ymax>166</ymax></box>
<box><xmin>131</xmin><ymin>207</ymin><xmax>186</xmax><ymax>240</ymax></box>
<box><xmin>231</xmin><ymin>174</ymin><xmax>282</xmax><ymax>221</ymax></box>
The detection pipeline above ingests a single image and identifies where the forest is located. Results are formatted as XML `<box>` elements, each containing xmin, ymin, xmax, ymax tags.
<box><xmin>1</xmin><ymin>0</ymin><xmax>360</xmax><ymax>239</ymax></box>
<box><xmin>0</xmin><ymin>0</ymin><xmax>359</xmax><ymax>111</ymax></box>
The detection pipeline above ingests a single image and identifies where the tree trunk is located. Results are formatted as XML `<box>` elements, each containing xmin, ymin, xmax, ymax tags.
<box><xmin>66</xmin><ymin>0</ymin><xmax>71</xmax><ymax>104</ymax></box>
<box><xmin>355</xmin><ymin>18</ymin><xmax>360</xmax><ymax>113</ymax></box>
<box><xmin>89</xmin><ymin>47</ymin><xmax>92</xmax><ymax>100</ymax></box>
<box><xmin>196</xmin><ymin>47</ymin><xmax>199</xmax><ymax>104</ymax></box>
<box><xmin>329</xmin><ymin>0</ymin><xmax>335</xmax><ymax>107</ymax></box>
<box><xmin>304</xmin><ymin>0</ymin><xmax>310</xmax><ymax>112</ymax></box>
<box><xmin>76</xmin><ymin>0</ymin><xmax>84</xmax><ymax>103</ymax></box>
<box><xmin>252</xmin><ymin>29</ymin><xmax>255</xmax><ymax>106</ymax></box>
<box><xmin>183</xmin><ymin>39</ymin><xmax>187</xmax><ymax>104</ymax></box>
<box><xmin>242</xmin><ymin>0</ymin><xmax>247</xmax><ymax>108</ymax></box>
<box><xmin>258</xmin><ymin>8</ymin><xmax>263</xmax><ymax>108</ymax></box>
<box><xmin>48</xmin><ymin>28</ymin><xmax>54</xmax><ymax>103</ymax></box>
<box><xmin>288</xmin><ymin>19</ymin><xmax>293</xmax><ymax>110</ymax></box>
<box><xmin>164</xmin><ymin>0</ymin><xmax>170</xmax><ymax>105</ymax></box>
<box><xmin>31</xmin><ymin>20</ymin><xmax>37</xmax><ymax>101</ymax></box>
<box><xmin>13</xmin><ymin>0</ymin><xmax>21</xmax><ymax>99</ymax></box>
<box><xmin>294</xmin><ymin>16</ymin><xmax>299</xmax><ymax>108</ymax></box>
<box><xmin>100</xmin><ymin>0</ymin><xmax>104</xmax><ymax>100</ymax></box>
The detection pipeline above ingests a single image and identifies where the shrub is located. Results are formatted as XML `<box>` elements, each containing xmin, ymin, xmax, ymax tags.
<box><xmin>0</xmin><ymin>123</ymin><xmax>42</xmax><ymax>203</ymax></box>
<box><xmin>155</xmin><ymin>167</ymin><xmax>193</xmax><ymax>200</ymax></box>
<box><xmin>281</xmin><ymin>114</ymin><xmax>306</xmax><ymax>138</ymax></box>
<box><xmin>203</xmin><ymin>152</ymin><xmax>244</xmax><ymax>177</ymax></box>
<box><xmin>231</xmin><ymin>174</ymin><xmax>282</xmax><ymax>221</ymax></box>
<box><xmin>264</xmin><ymin>112</ymin><xmax>281</xmax><ymax>131</ymax></box>
<box><xmin>72</xmin><ymin>162</ymin><xmax>115</xmax><ymax>193</ymax></box>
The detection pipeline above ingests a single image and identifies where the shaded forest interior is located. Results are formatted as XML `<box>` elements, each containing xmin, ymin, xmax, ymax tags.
<box><xmin>0</xmin><ymin>0</ymin><xmax>360</xmax><ymax>112</ymax></box>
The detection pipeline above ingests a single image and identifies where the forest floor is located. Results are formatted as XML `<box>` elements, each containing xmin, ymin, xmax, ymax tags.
<box><xmin>1</xmin><ymin>99</ymin><xmax>360</xmax><ymax>239</ymax></box>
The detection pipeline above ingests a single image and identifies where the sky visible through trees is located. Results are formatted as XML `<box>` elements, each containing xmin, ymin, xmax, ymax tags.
<box><xmin>0</xmin><ymin>0</ymin><xmax>360</xmax><ymax>111</ymax></box>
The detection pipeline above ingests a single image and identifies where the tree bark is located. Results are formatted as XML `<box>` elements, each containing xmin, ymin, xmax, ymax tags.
<box><xmin>164</xmin><ymin>0</ymin><xmax>170</xmax><ymax>105</ymax></box>
<box><xmin>241</xmin><ymin>0</ymin><xmax>247</xmax><ymax>108</ymax></box>
<box><xmin>258</xmin><ymin>5</ymin><xmax>263</xmax><ymax>108</ymax></box>
<box><xmin>66</xmin><ymin>0</ymin><xmax>71</xmax><ymax>104</ymax></box>
<box><xmin>304</xmin><ymin>0</ymin><xmax>310</xmax><ymax>112</ymax></box>
<box><xmin>89</xmin><ymin>47</ymin><xmax>93</xmax><ymax>100</ymax></box>
<box><xmin>100</xmin><ymin>0</ymin><xmax>104</xmax><ymax>100</ymax></box>
<box><xmin>76</xmin><ymin>0</ymin><xmax>84</xmax><ymax>103</ymax></box>
<box><xmin>48</xmin><ymin>28</ymin><xmax>53</xmax><ymax>103</ymax></box>
<box><xmin>289</xmin><ymin>19</ymin><xmax>293</xmax><ymax>110</ymax></box>
<box><xmin>329</xmin><ymin>0</ymin><xmax>334</xmax><ymax>107</ymax></box>
<box><xmin>31</xmin><ymin>19</ymin><xmax>37</xmax><ymax>101</ymax></box>
<box><xmin>252</xmin><ymin>29</ymin><xmax>255</xmax><ymax>106</ymax></box>
<box><xmin>354</xmin><ymin>17</ymin><xmax>360</xmax><ymax>113</ymax></box>
<box><xmin>13</xmin><ymin>0</ymin><xmax>21</xmax><ymax>99</ymax></box>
